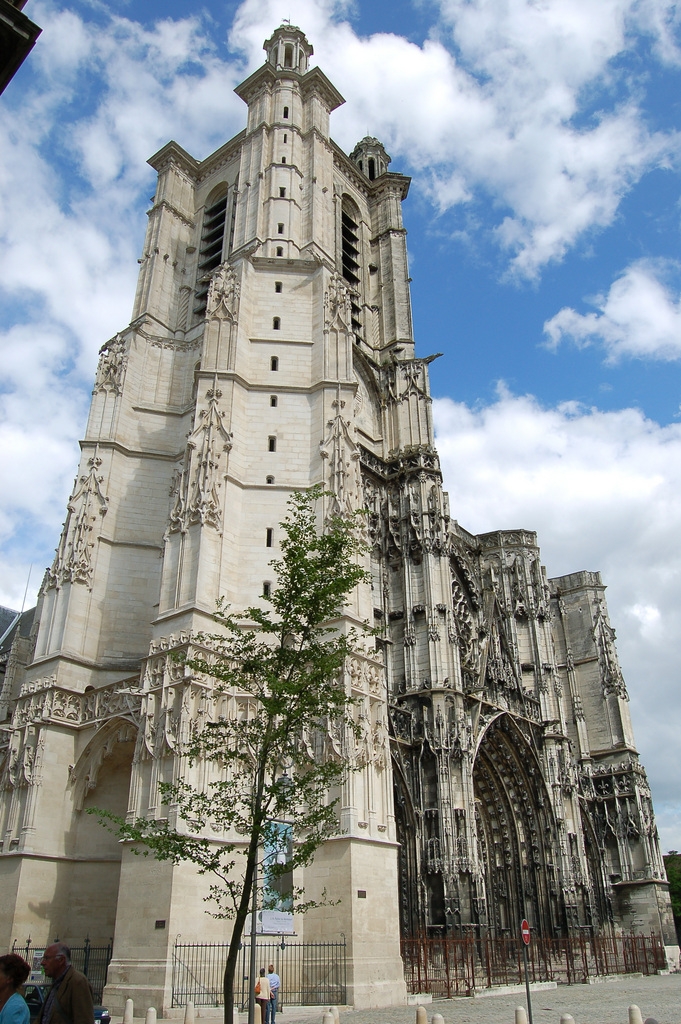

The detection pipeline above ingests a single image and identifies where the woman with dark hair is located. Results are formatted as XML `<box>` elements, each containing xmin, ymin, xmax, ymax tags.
<box><xmin>0</xmin><ymin>954</ymin><xmax>30</xmax><ymax>1024</ymax></box>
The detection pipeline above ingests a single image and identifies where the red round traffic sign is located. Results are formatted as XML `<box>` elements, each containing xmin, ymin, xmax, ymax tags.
<box><xmin>521</xmin><ymin>919</ymin><xmax>531</xmax><ymax>945</ymax></box>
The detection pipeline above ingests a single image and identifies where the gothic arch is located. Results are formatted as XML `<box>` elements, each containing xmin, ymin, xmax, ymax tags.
<box><xmin>69</xmin><ymin>716</ymin><xmax>138</xmax><ymax>811</ymax></box>
<box><xmin>473</xmin><ymin>714</ymin><xmax>564</xmax><ymax>937</ymax></box>
<box><xmin>392</xmin><ymin>753</ymin><xmax>421</xmax><ymax>937</ymax></box>
<box><xmin>579</xmin><ymin>795</ymin><xmax>615</xmax><ymax>933</ymax></box>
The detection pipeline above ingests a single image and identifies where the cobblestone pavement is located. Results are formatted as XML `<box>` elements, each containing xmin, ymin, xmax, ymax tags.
<box><xmin>274</xmin><ymin>975</ymin><xmax>681</xmax><ymax>1024</ymax></box>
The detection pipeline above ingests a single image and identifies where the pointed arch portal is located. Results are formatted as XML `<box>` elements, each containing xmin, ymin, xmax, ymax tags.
<box><xmin>473</xmin><ymin>714</ymin><xmax>564</xmax><ymax>937</ymax></box>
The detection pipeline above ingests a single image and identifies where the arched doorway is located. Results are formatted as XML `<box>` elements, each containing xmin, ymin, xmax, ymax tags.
<box><xmin>66</xmin><ymin>718</ymin><xmax>138</xmax><ymax>943</ymax></box>
<box><xmin>473</xmin><ymin>714</ymin><xmax>564</xmax><ymax>937</ymax></box>
<box><xmin>393</xmin><ymin>756</ymin><xmax>421</xmax><ymax>937</ymax></box>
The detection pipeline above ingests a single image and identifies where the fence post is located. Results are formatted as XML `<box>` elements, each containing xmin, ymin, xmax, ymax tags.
<box><xmin>444</xmin><ymin>937</ymin><xmax>451</xmax><ymax>999</ymax></box>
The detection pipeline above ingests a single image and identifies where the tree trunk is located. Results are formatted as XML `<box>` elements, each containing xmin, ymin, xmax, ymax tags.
<box><xmin>223</xmin><ymin>897</ymin><xmax>252</xmax><ymax>1024</ymax></box>
<box><xmin>224</xmin><ymin>810</ymin><xmax>263</xmax><ymax>1024</ymax></box>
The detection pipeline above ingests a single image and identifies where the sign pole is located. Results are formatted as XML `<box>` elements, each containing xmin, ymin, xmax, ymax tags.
<box><xmin>520</xmin><ymin>919</ymin><xmax>533</xmax><ymax>1024</ymax></box>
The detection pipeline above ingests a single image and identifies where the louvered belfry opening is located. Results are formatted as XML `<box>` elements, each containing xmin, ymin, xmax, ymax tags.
<box><xmin>341</xmin><ymin>206</ymin><xmax>362</xmax><ymax>339</ymax></box>
<box><xmin>194</xmin><ymin>194</ymin><xmax>228</xmax><ymax>315</ymax></box>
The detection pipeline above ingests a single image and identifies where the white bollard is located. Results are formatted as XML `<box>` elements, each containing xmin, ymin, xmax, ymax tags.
<box><xmin>330</xmin><ymin>1007</ymin><xmax>340</xmax><ymax>1024</ymax></box>
<box><xmin>431</xmin><ymin>1014</ymin><xmax>445</xmax><ymax>1024</ymax></box>
<box><xmin>122</xmin><ymin>1000</ymin><xmax>134</xmax><ymax>1024</ymax></box>
<box><xmin>515</xmin><ymin>1007</ymin><xmax>528</xmax><ymax>1024</ymax></box>
<box><xmin>629</xmin><ymin>1006</ymin><xmax>643</xmax><ymax>1024</ymax></box>
<box><xmin>184</xmin><ymin>1003</ymin><xmax>195</xmax><ymax>1024</ymax></box>
<box><xmin>322</xmin><ymin>1012</ymin><xmax>334</xmax><ymax>1024</ymax></box>
<box><xmin>417</xmin><ymin>1006</ymin><xmax>428</xmax><ymax>1024</ymax></box>
<box><xmin>145</xmin><ymin>1009</ymin><xmax>157</xmax><ymax>1024</ymax></box>
<box><xmin>560</xmin><ymin>1015</ymin><xmax>575</xmax><ymax>1024</ymax></box>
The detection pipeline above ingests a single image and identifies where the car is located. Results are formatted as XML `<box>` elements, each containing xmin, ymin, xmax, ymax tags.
<box><xmin>23</xmin><ymin>982</ymin><xmax>110</xmax><ymax>1024</ymax></box>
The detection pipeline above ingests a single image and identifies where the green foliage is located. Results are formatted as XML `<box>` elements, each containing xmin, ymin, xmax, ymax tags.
<box><xmin>663</xmin><ymin>852</ymin><xmax>681</xmax><ymax>920</ymax></box>
<box><xmin>90</xmin><ymin>487</ymin><xmax>370</xmax><ymax>1024</ymax></box>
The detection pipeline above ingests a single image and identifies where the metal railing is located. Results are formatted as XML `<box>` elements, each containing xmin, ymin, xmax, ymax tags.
<box><xmin>11</xmin><ymin>938</ymin><xmax>113</xmax><ymax>1003</ymax></box>
<box><xmin>401</xmin><ymin>933</ymin><xmax>667</xmax><ymax>996</ymax></box>
<box><xmin>172</xmin><ymin>938</ymin><xmax>347</xmax><ymax>1009</ymax></box>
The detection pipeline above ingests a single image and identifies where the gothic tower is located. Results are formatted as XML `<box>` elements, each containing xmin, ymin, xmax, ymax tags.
<box><xmin>0</xmin><ymin>23</ymin><xmax>676</xmax><ymax>1015</ymax></box>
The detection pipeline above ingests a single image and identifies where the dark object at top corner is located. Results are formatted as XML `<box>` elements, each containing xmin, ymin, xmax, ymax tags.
<box><xmin>0</xmin><ymin>0</ymin><xmax>42</xmax><ymax>96</ymax></box>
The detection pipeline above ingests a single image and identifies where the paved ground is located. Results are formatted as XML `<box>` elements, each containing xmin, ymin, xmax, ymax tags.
<box><xmin>263</xmin><ymin>974</ymin><xmax>681</xmax><ymax>1024</ymax></box>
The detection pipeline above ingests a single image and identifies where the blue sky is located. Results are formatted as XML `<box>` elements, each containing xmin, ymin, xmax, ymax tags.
<box><xmin>2</xmin><ymin>0</ymin><xmax>681</xmax><ymax>849</ymax></box>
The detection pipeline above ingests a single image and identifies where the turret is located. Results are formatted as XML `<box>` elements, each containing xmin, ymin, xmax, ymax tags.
<box><xmin>264</xmin><ymin>24</ymin><xmax>313</xmax><ymax>73</ymax></box>
<box><xmin>350</xmin><ymin>137</ymin><xmax>391</xmax><ymax>181</ymax></box>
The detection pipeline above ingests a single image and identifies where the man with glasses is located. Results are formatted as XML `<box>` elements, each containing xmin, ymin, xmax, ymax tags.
<box><xmin>38</xmin><ymin>944</ymin><xmax>93</xmax><ymax>1024</ymax></box>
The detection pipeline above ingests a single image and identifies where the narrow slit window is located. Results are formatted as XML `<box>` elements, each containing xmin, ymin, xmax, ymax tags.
<box><xmin>279</xmin><ymin>187</ymin><xmax>286</xmax><ymax>198</ymax></box>
<box><xmin>283</xmin><ymin>106</ymin><xmax>289</xmax><ymax>118</ymax></box>
<box><xmin>270</xmin><ymin>395</ymin><xmax>278</xmax><ymax>407</ymax></box>
<box><xmin>273</xmin><ymin>317</ymin><xmax>281</xmax><ymax>330</ymax></box>
<box><xmin>271</xmin><ymin>356</ymin><xmax>278</xmax><ymax>371</ymax></box>
<box><xmin>278</xmin><ymin>223</ymin><xmax>284</xmax><ymax>234</ymax></box>
<box><xmin>276</xmin><ymin>246</ymin><xmax>283</xmax><ymax>256</ymax></box>
<box><xmin>283</xmin><ymin>134</ymin><xmax>287</xmax><ymax>144</ymax></box>
<box><xmin>263</xmin><ymin>582</ymin><xmax>271</xmax><ymax>597</ymax></box>
<box><xmin>266</xmin><ymin>475</ymin><xmax>275</xmax><ymax>485</ymax></box>
<box><xmin>268</xmin><ymin>436</ymin><xmax>277</xmax><ymax>452</ymax></box>
<box><xmin>275</xmin><ymin>281</ymin><xmax>282</xmax><ymax>293</ymax></box>
<box><xmin>281</xmin><ymin>156</ymin><xmax>286</xmax><ymax>164</ymax></box>
<box><xmin>266</xmin><ymin>528</ymin><xmax>273</xmax><ymax>547</ymax></box>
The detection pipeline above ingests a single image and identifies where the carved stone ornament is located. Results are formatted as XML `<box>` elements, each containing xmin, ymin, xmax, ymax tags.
<box><xmin>47</xmin><ymin>447</ymin><xmax>109</xmax><ymax>589</ymax></box>
<box><xmin>593</xmin><ymin>601</ymin><xmax>629</xmax><ymax>699</ymax></box>
<box><xmin>319</xmin><ymin>394</ymin><xmax>361</xmax><ymax>516</ymax></box>
<box><xmin>1</xmin><ymin>732</ymin><xmax>42</xmax><ymax>792</ymax></box>
<box><xmin>324</xmin><ymin>272</ymin><xmax>352</xmax><ymax>329</ymax></box>
<box><xmin>206</xmin><ymin>264</ymin><xmax>240</xmax><ymax>320</ymax></box>
<box><xmin>168</xmin><ymin>387</ymin><xmax>233</xmax><ymax>533</ymax></box>
<box><xmin>12</xmin><ymin>676</ymin><xmax>142</xmax><ymax>731</ymax></box>
<box><xmin>93</xmin><ymin>333</ymin><xmax>127</xmax><ymax>395</ymax></box>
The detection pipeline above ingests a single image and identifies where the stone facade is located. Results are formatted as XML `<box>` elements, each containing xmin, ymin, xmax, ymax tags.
<box><xmin>0</xmin><ymin>23</ymin><xmax>676</xmax><ymax>1015</ymax></box>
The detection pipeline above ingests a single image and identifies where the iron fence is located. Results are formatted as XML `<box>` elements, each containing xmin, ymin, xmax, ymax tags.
<box><xmin>11</xmin><ymin>938</ymin><xmax>113</xmax><ymax>1003</ymax></box>
<box><xmin>401</xmin><ymin>933</ymin><xmax>667</xmax><ymax>997</ymax></box>
<box><xmin>172</xmin><ymin>938</ymin><xmax>347</xmax><ymax>1009</ymax></box>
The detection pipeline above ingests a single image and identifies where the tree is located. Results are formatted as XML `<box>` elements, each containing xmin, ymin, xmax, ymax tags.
<box><xmin>663</xmin><ymin>851</ymin><xmax>681</xmax><ymax>941</ymax></box>
<box><xmin>91</xmin><ymin>487</ymin><xmax>369</xmax><ymax>1024</ymax></box>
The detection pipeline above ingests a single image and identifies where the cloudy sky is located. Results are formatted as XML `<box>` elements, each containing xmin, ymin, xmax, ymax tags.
<box><xmin>1</xmin><ymin>0</ymin><xmax>681</xmax><ymax>849</ymax></box>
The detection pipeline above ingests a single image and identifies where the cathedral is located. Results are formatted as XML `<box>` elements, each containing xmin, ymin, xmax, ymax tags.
<box><xmin>0</xmin><ymin>24</ymin><xmax>676</xmax><ymax>1013</ymax></box>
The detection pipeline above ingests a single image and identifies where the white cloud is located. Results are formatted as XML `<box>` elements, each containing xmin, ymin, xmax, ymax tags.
<box><xmin>544</xmin><ymin>259</ymin><xmax>681</xmax><ymax>361</ymax></box>
<box><xmin>434</xmin><ymin>389</ymin><xmax>681</xmax><ymax>830</ymax></box>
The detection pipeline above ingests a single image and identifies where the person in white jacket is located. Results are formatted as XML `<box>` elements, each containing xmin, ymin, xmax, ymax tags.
<box><xmin>255</xmin><ymin>968</ymin><xmax>270</xmax><ymax>1024</ymax></box>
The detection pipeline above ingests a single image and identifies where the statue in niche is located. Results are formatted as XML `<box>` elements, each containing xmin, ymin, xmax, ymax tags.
<box><xmin>207</xmin><ymin>264</ymin><xmax>239</xmax><ymax>318</ymax></box>
<box><xmin>94</xmin><ymin>333</ymin><xmax>127</xmax><ymax>395</ymax></box>
<box><xmin>325</xmin><ymin>272</ymin><xmax>351</xmax><ymax>327</ymax></box>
